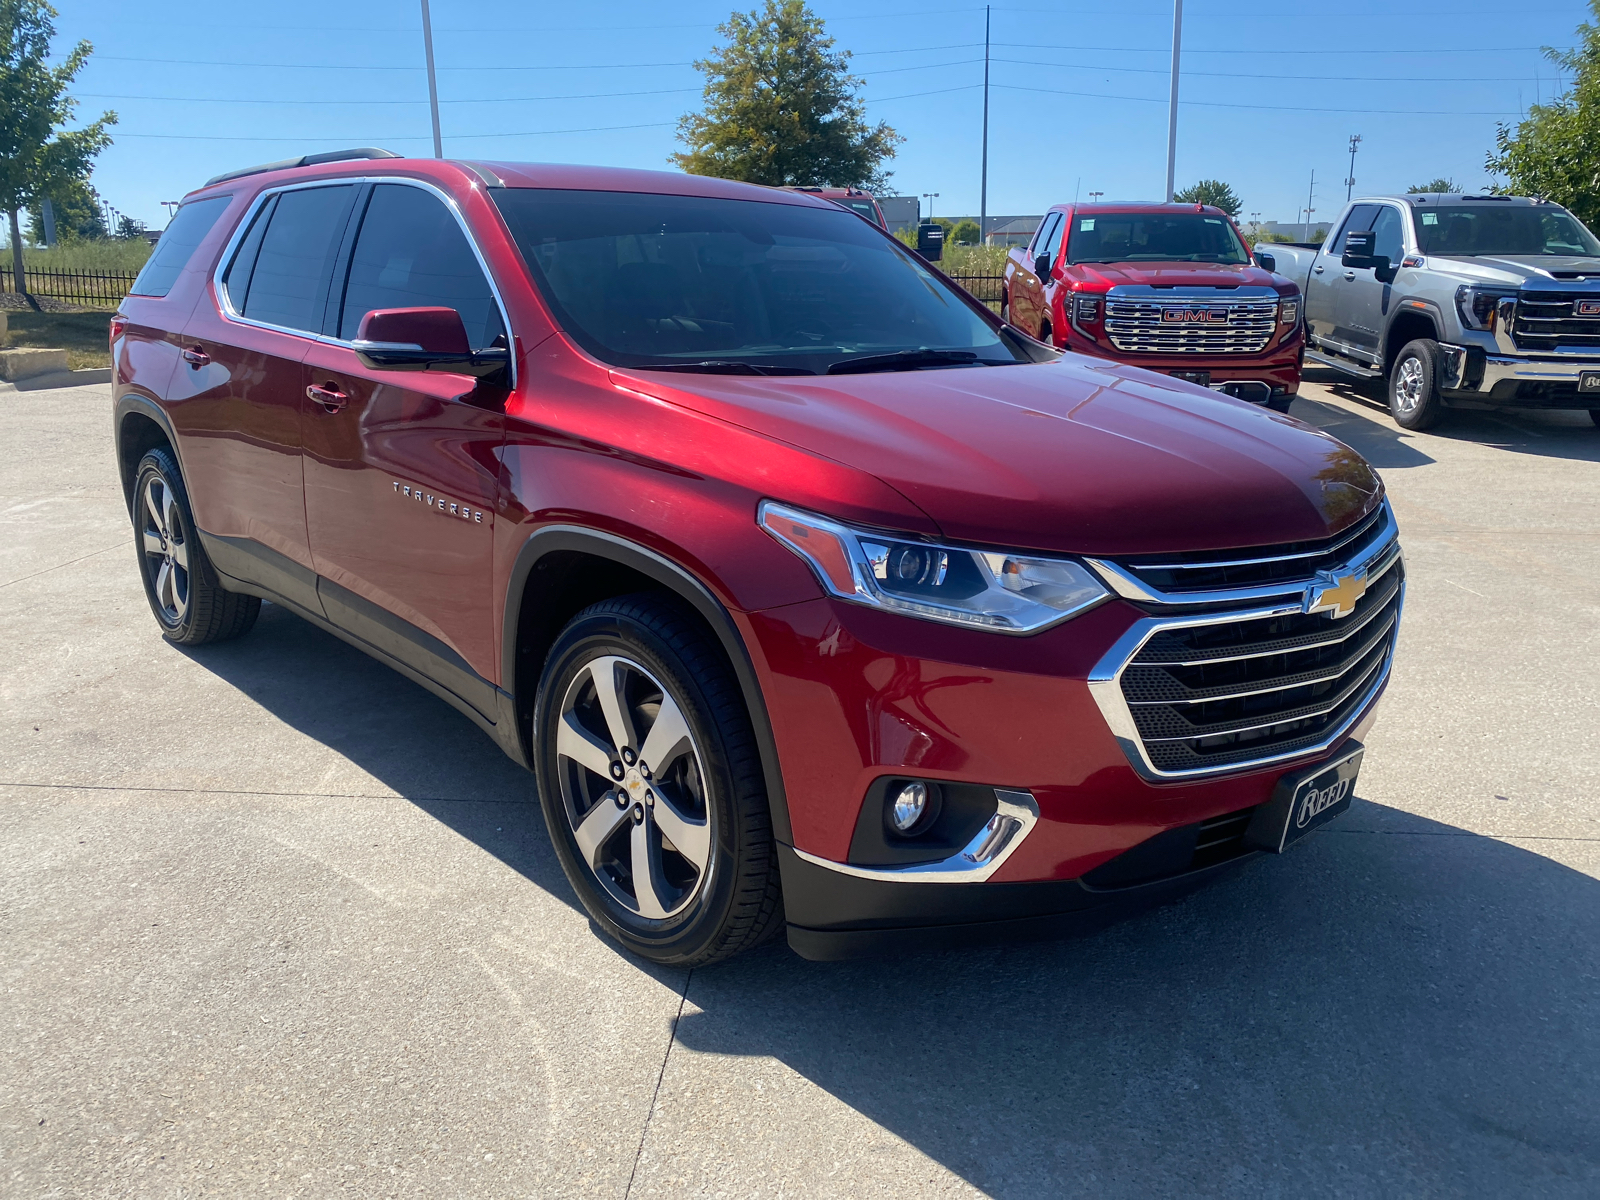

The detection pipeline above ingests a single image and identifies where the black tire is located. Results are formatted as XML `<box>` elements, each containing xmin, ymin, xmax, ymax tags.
<box><xmin>533</xmin><ymin>594</ymin><xmax>783</xmax><ymax>966</ymax></box>
<box><xmin>1039</xmin><ymin>318</ymin><xmax>1053</xmax><ymax>345</ymax></box>
<box><xmin>132</xmin><ymin>448</ymin><xmax>260</xmax><ymax>645</ymax></box>
<box><xmin>1387</xmin><ymin>338</ymin><xmax>1446</xmax><ymax>430</ymax></box>
<box><xmin>1266</xmin><ymin>393</ymin><xmax>1295</xmax><ymax>414</ymax></box>
<box><xmin>1588</xmin><ymin>409</ymin><xmax>1600</xmax><ymax>427</ymax></box>
<box><xmin>999</xmin><ymin>291</ymin><xmax>1010</xmax><ymax>323</ymax></box>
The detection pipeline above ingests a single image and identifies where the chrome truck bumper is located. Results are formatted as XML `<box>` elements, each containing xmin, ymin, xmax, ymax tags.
<box><xmin>1437</xmin><ymin>343</ymin><xmax>1600</xmax><ymax>404</ymax></box>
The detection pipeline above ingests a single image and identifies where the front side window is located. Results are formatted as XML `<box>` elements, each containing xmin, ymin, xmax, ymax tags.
<box><xmin>1327</xmin><ymin>204</ymin><xmax>1380</xmax><ymax>252</ymax></box>
<box><xmin>1065</xmin><ymin>212</ymin><xmax>1249</xmax><ymax>265</ymax></box>
<box><xmin>129</xmin><ymin>196</ymin><xmax>233</xmax><ymax>298</ymax></box>
<box><xmin>230</xmin><ymin>184</ymin><xmax>355</xmax><ymax>334</ymax></box>
<box><xmin>1370</xmin><ymin>206</ymin><xmax>1405</xmax><ymax>263</ymax></box>
<box><xmin>492</xmin><ymin>188</ymin><xmax>1022</xmax><ymax>373</ymax></box>
<box><xmin>1031</xmin><ymin>212</ymin><xmax>1061</xmax><ymax>256</ymax></box>
<box><xmin>1040</xmin><ymin>211</ymin><xmax>1067</xmax><ymax>259</ymax></box>
<box><xmin>337</xmin><ymin>184</ymin><xmax>505</xmax><ymax>347</ymax></box>
<box><xmin>1414</xmin><ymin>204</ymin><xmax>1600</xmax><ymax>256</ymax></box>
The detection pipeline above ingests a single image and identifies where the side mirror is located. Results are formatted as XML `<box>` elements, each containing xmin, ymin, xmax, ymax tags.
<box><xmin>1255</xmin><ymin>250</ymin><xmax>1277</xmax><ymax>273</ymax></box>
<box><xmin>1033</xmin><ymin>252</ymin><xmax>1053</xmax><ymax>279</ymax></box>
<box><xmin>1341</xmin><ymin>229</ymin><xmax>1378</xmax><ymax>268</ymax></box>
<box><xmin>353</xmin><ymin>307</ymin><xmax>509</xmax><ymax>380</ymax></box>
<box><xmin>916</xmin><ymin>221</ymin><xmax>944</xmax><ymax>262</ymax></box>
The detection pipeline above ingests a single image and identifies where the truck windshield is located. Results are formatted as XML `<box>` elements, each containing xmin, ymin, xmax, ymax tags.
<box><xmin>1066</xmin><ymin>213</ymin><xmax>1249</xmax><ymax>265</ymax></box>
<box><xmin>1414</xmin><ymin>205</ymin><xmax>1600</xmax><ymax>256</ymax></box>
<box><xmin>491</xmin><ymin>188</ymin><xmax>1020</xmax><ymax>373</ymax></box>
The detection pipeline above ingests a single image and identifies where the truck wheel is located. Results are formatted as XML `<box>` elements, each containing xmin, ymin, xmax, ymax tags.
<box><xmin>132</xmin><ymin>448</ymin><xmax>260</xmax><ymax>645</ymax></box>
<box><xmin>1588</xmin><ymin>409</ymin><xmax>1600</xmax><ymax>427</ymax></box>
<box><xmin>1000</xmin><ymin>291</ymin><xmax>1010</xmax><ymax>323</ymax></box>
<box><xmin>533</xmin><ymin>594</ymin><xmax>783</xmax><ymax>967</ymax></box>
<box><xmin>1388</xmin><ymin>339</ymin><xmax>1446</xmax><ymax>431</ymax></box>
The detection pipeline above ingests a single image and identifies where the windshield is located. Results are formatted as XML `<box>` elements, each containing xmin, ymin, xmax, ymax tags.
<box><xmin>1066</xmin><ymin>212</ymin><xmax>1250</xmax><ymax>265</ymax></box>
<box><xmin>491</xmin><ymin>188</ymin><xmax>1019</xmax><ymax>373</ymax></box>
<box><xmin>1414</xmin><ymin>204</ymin><xmax>1600</xmax><ymax>257</ymax></box>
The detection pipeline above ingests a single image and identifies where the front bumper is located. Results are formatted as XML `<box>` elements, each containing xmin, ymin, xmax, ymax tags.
<box><xmin>1060</xmin><ymin>337</ymin><xmax>1304</xmax><ymax>401</ymax></box>
<box><xmin>1438</xmin><ymin>343</ymin><xmax>1600</xmax><ymax>406</ymax></box>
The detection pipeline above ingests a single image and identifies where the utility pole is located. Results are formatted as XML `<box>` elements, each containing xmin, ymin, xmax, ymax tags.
<box><xmin>980</xmin><ymin>5</ymin><xmax>990</xmax><ymax>246</ymax></box>
<box><xmin>420</xmin><ymin>0</ymin><xmax>444</xmax><ymax>158</ymax></box>
<box><xmin>1165</xmin><ymin>0</ymin><xmax>1183</xmax><ymax>202</ymax></box>
<box><xmin>1303</xmin><ymin>169</ymin><xmax>1316</xmax><ymax>235</ymax></box>
<box><xmin>1344</xmin><ymin>134</ymin><xmax>1362</xmax><ymax>201</ymax></box>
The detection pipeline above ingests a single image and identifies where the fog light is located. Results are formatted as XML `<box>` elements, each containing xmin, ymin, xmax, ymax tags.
<box><xmin>890</xmin><ymin>782</ymin><xmax>929</xmax><ymax>833</ymax></box>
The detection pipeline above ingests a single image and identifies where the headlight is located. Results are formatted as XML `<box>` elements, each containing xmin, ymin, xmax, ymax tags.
<box><xmin>758</xmin><ymin>501</ymin><xmax>1110</xmax><ymax>633</ymax></box>
<box><xmin>1278</xmin><ymin>296</ymin><xmax>1300</xmax><ymax>326</ymax></box>
<box><xmin>1455</xmin><ymin>285</ymin><xmax>1517</xmax><ymax>332</ymax></box>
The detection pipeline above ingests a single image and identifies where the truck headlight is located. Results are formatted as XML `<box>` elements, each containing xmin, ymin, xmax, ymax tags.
<box><xmin>1278</xmin><ymin>297</ymin><xmax>1301</xmax><ymax>326</ymax></box>
<box><xmin>1455</xmin><ymin>285</ymin><xmax>1517</xmax><ymax>332</ymax></box>
<box><xmin>759</xmin><ymin>501</ymin><xmax>1110</xmax><ymax>634</ymax></box>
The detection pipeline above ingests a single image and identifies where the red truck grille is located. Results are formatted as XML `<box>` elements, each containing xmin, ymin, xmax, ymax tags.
<box><xmin>1104</xmin><ymin>297</ymin><xmax>1277</xmax><ymax>354</ymax></box>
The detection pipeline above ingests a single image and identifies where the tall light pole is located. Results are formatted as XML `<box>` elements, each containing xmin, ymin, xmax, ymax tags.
<box><xmin>1089</xmin><ymin>191</ymin><xmax>1104</xmax><ymax>202</ymax></box>
<box><xmin>1164</xmin><ymin>0</ymin><xmax>1183</xmax><ymax>202</ymax></box>
<box><xmin>420</xmin><ymin>0</ymin><xmax>443</xmax><ymax>158</ymax></box>
<box><xmin>1344</xmin><ymin>134</ymin><xmax>1362</xmax><ymax>201</ymax></box>
<box><xmin>980</xmin><ymin>5</ymin><xmax>990</xmax><ymax>245</ymax></box>
<box><xmin>922</xmin><ymin>193</ymin><xmax>940</xmax><ymax>222</ymax></box>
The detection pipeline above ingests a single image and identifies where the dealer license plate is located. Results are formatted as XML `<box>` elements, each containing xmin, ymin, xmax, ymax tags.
<box><xmin>1170</xmin><ymin>370</ymin><xmax>1211</xmax><ymax>386</ymax></box>
<box><xmin>1244</xmin><ymin>744</ymin><xmax>1363</xmax><ymax>854</ymax></box>
<box><xmin>1579</xmin><ymin>371</ymin><xmax>1600</xmax><ymax>395</ymax></box>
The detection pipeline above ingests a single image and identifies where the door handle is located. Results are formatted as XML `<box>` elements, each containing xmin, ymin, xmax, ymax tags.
<box><xmin>1312</xmin><ymin>264</ymin><xmax>1324</xmax><ymax>274</ymax></box>
<box><xmin>306</xmin><ymin>382</ymin><xmax>349</xmax><ymax>413</ymax></box>
<box><xmin>181</xmin><ymin>345</ymin><xmax>210</xmax><ymax>368</ymax></box>
<box><xmin>1343</xmin><ymin>271</ymin><xmax>1356</xmax><ymax>281</ymax></box>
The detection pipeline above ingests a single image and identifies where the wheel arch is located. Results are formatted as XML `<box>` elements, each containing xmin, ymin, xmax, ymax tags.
<box><xmin>114</xmin><ymin>395</ymin><xmax>182</xmax><ymax>516</ymax></box>
<box><xmin>1383</xmin><ymin>302</ymin><xmax>1444</xmax><ymax>376</ymax></box>
<box><xmin>503</xmin><ymin>526</ymin><xmax>793</xmax><ymax>845</ymax></box>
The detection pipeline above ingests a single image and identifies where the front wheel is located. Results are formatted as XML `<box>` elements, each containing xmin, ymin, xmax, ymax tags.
<box><xmin>533</xmin><ymin>595</ymin><xmax>783</xmax><ymax>966</ymax></box>
<box><xmin>1388</xmin><ymin>339</ymin><xmax>1446</xmax><ymax>430</ymax></box>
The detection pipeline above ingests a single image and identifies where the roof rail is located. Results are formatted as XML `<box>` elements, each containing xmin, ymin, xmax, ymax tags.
<box><xmin>203</xmin><ymin>147</ymin><xmax>402</xmax><ymax>188</ymax></box>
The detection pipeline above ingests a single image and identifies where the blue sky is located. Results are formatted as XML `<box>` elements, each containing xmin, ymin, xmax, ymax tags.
<box><xmin>49</xmin><ymin>0</ymin><xmax>1595</xmax><ymax>231</ymax></box>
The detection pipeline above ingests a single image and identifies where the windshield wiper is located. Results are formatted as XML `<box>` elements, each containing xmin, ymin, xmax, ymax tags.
<box><xmin>826</xmin><ymin>348</ymin><xmax>991</xmax><ymax>375</ymax></box>
<box><xmin>643</xmin><ymin>360</ymin><xmax>815</xmax><ymax>376</ymax></box>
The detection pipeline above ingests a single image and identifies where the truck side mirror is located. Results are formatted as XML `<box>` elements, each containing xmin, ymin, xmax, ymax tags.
<box><xmin>1033</xmin><ymin>252</ymin><xmax>1053</xmax><ymax>279</ymax></box>
<box><xmin>1341</xmin><ymin>229</ymin><xmax>1378</xmax><ymax>268</ymax></box>
<box><xmin>1255</xmin><ymin>250</ymin><xmax>1277</xmax><ymax>273</ymax></box>
<box><xmin>916</xmin><ymin>221</ymin><xmax>944</xmax><ymax>262</ymax></box>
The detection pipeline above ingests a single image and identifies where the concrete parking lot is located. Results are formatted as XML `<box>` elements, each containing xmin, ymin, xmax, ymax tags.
<box><xmin>3</xmin><ymin>372</ymin><xmax>1597</xmax><ymax>1197</ymax></box>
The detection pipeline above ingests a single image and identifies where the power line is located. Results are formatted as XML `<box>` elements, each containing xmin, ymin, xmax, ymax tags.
<box><xmin>114</xmin><ymin>120</ymin><xmax>676</xmax><ymax>143</ymax></box>
<box><xmin>989</xmin><ymin>56</ymin><xmax>1559</xmax><ymax>82</ymax></box>
<box><xmin>995</xmin><ymin>81</ymin><xmax>1520</xmax><ymax>115</ymax></box>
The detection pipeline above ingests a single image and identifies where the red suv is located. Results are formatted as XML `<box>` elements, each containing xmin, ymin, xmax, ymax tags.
<box><xmin>113</xmin><ymin>152</ymin><xmax>1401</xmax><ymax>965</ymax></box>
<box><xmin>1004</xmin><ymin>202</ymin><xmax>1304</xmax><ymax>410</ymax></box>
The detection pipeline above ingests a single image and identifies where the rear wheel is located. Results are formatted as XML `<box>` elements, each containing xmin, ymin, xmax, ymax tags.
<box><xmin>534</xmin><ymin>595</ymin><xmax>783</xmax><ymax>966</ymax></box>
<box><xmin>1388</xmin><ymin>339</ymin><xmax>1446</xmax><ymax>431</ymax></box>
<box><xmin>132</xmin><ymin>448</ymin><xmax>260</xmax><ymax>645</ymax></box>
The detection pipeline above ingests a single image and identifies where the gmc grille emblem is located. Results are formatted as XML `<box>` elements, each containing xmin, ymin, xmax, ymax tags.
<box><xmin>1576</xmin><ymin>299</ymin><xmax>1600</xmax><ymax>316</ymax></box>
<box><xmin>1161</xmin><ymin>307</ymin><xmax>1230</xmax><ymax>324</ymax></box>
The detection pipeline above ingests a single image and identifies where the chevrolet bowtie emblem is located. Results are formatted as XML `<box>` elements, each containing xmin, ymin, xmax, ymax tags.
<box><xmin>1305</xmin><ymin>569</ymin><xmax>1367</xmax><ymax>619</ymax></box>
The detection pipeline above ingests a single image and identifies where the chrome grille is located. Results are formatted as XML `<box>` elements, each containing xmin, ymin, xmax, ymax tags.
<box><xmin>1104</xmin><ymin>296</ymin><xmax>1277</xmax><ymax>354</ymax></box>
<box><xmin>1512</xmin><ymin>291</ymin><xmax>1600</xmax><ymax>350</ymax></box>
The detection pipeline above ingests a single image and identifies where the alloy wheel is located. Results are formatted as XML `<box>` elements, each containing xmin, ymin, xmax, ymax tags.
<box><xmin>140</xmin><ymin>473</ymin><xmax>190</xmax><ymax>623</ymax></box>
<box><xmin>554</xmin><ymin>654</ymin><xmax>713</xmax><ymax>923</ymax></box>
<box><xmin>1394</xmin><ymin>355</ymin><xmax>1425</xmax><ymax>415</ymax></box>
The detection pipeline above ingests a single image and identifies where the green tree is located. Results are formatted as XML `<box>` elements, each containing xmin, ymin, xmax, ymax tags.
<box><xmin>26</xmin><ymin>175</ymin><xmax>104</xmax><ymax>243</ymax></box>
<box><xmin>0</xmin><ymin>0</ymin><xmax>115</xmax><ymax>301</ymax></box>
<box><xmin>1173</xmin><ymin>179</ymin><xmax>1242</xmax><ymax>217</ymax></box>
<box><xmin>672</xmin><ymin>0</ymin><xmax>902</xmax><ymax>191</ymax></box>
<box><xmin>949</xmin><ymin>218</ymin><xmax>980</xmax><ymax>246</ymax></box>
<box><xmin>1407</xmin><ymin>178</ymin><xmax>1463</xmax><ymax>193</ymax></box>
<box><xmin>1486</xmin><ymin>0</ymin><xmax>1600</xmax><ymax>227</ymax></box>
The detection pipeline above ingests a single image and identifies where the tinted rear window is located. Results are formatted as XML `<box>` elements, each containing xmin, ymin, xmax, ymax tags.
<box><xmin>234</xmin><ymin>185</ymin><xmax>355</xmax><ymax>333</ymax></box>
<box><xmin>128</xmin><ymin>196</ymin><xmax>233</xmax><ymax>298</ymax></box>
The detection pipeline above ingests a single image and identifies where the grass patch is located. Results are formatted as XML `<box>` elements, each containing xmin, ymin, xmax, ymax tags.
<box><xmin>4</xmin><ymin>310</ymin><xmax>112</xmax><ymax>370</ymax></box>
<box><xmin>940</xmin><ymin>244</ymin><xmax>1009</xmax><ymax>276</ymax></box>
<box><xmin>16</xmin><ymin>239</ymin><xmax>152</xmax><ymax>273</ymax></box>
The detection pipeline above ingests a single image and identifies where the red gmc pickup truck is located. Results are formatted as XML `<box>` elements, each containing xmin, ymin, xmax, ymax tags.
<box><xmin>113</xmin><ymin>153</ymin><xmax>1397</xmax><ymax>965</ymax></box>
<box><xmin>1004</xmin><ymin>202</ymin><xmax>1304</xmax><ymax>410</ymax></box>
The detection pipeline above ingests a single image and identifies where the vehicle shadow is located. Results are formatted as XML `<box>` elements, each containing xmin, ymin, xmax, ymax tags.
<box><xmin>1294</xmin><ymin>368</ymin><xmax>1600</xmax><ymax>468</ymax></box>
<box><xmin>679</xmin><ymin>805</ymin><xmax>1600</xmax><ymax>1196</ymax></box>
<box><xmin>177</xmin><ymin>600</ymin><xmax>583</xmax><ymax>915</ymax></box>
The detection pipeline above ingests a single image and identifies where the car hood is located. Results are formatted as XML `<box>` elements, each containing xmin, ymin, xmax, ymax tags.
<box><xmin>615</xmin><ymin>356</ymin><xmax>1381</xmax><ymax>557</ymax></box>
<box><xmin>1427</xmin><ymin>254</ymin><xmax>1600</xmax><ymax>286</ymax></box>
<box><xmin>1061</xmin><ymin>260</ymin><xmax>1286</xmax><ymax>292</ymax></box>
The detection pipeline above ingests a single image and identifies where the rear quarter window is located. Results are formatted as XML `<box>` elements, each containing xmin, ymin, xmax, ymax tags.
<box><xmin>127</xmin><ymin>196</ymin><xmax>233</xmax><ymax>298</ymax></box>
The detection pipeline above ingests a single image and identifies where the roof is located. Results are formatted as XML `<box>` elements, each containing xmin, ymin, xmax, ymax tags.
<box><xmin>1060</xmin><ymin>201</ymin><xmax>1238</xmax><ymax>217</ymax></box>
<box><xmin>1378</xmin><ymin>193</ymin><xmax>1550</xmax><ymax>207</ymax></box>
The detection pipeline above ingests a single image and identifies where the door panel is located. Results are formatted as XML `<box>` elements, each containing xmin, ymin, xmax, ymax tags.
<box><xmin>1340</xmin><ymin>205</ymin><xmax>1404</xmax><ymax>359</ymax></box>
<box><xmin>302</xmin><ymin>182</ymin><xmax>509</xmax><ymax>700</ymax></box>
<box><xmin>1306</xmin><ymin>203</ymin><xmax>1377</xmax><ymax>345</ymax></box>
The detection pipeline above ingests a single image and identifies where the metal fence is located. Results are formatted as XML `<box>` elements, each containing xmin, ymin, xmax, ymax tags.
<box><xmin>948</xmin><ymin>274</ymin><xmax>1004</xmax><ymax>312</ymax></box>
<box><xmin>1</xmin><ymin>267</ymin><xmax>138</xmax><ymax>308</ymax></box>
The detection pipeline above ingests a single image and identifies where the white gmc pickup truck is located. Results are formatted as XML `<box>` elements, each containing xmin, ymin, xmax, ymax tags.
<box><xmin>1256</xmin><ymin>192</ymin><xmax>1600</xmax><ymax>429</ymax></box>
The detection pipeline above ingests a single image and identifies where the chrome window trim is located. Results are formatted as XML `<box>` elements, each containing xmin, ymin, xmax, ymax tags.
<box><xmin>1085</xmin><ymin>501</ymin><xmax>1398</xmax><ymax>606</ymax></box>
<box><xmin>791</xmin><ymin>789</ymin><xmax>1039</xmax><ymax>883</ymax></box>
<box><xmin>208</xmin><ymin>174</ymin><xmax>516</xmax><ymax>388</ymax></box>
<box><xmin>1087</xmin><ymin>555</ymin><xmax>1404</xmax><ymax>782</ymax></box>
